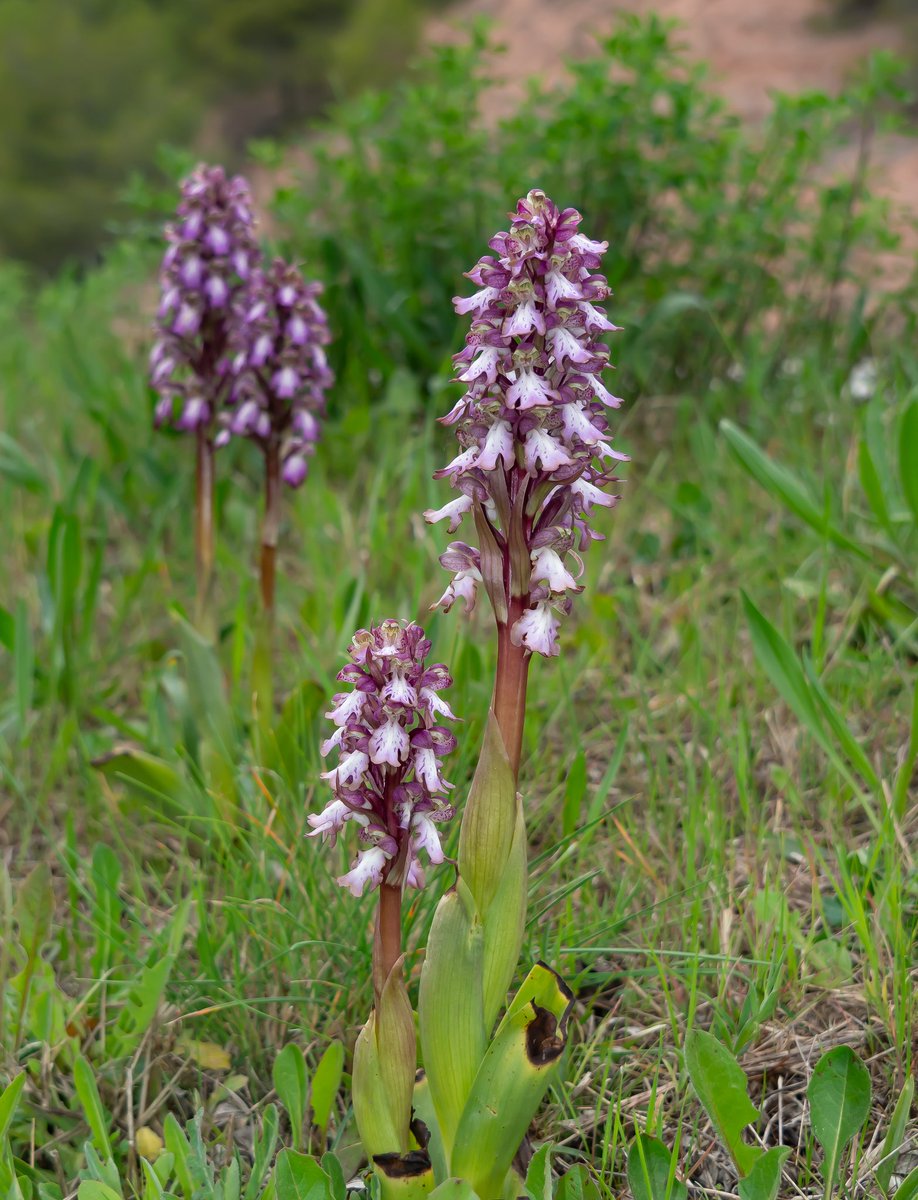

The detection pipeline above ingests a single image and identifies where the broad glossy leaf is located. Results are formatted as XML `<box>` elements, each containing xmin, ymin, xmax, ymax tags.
<box><xmin>310</xmin><ymin>1041</ymin><xmax>344</xmax><ymax>1135</ymax></box>
<box><xmin>273</xmin><ymin>1151</ymin><xmax>329</xmax><ymax>1200</ymax></box>
<box><xmin>807</xmin><ymin>1046</ymin><xmax>871</xmax><ymax>1192</ymax></box>
<box><xmin>684</xmin><ymin>1029</ymin><xmax>761</xmax><ymax>1177</ymax></box>
<box><xmin>273</xmin><ymin>1044</ymin><xmax>308</xmax><ymax>1152</ymax></box>
<box><xmin>737</xmin><ymin>1146</ymin><xmax>789</xmax><ymax>1200</ymax></box>
<box><xmin>627</xmin><ymin>1133</ymin><xmax>688</xmax><ymax>1200</ymax></box>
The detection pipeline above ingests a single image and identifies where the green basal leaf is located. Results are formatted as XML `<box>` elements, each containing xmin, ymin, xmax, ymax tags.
<box><xmin>737</xmin><ymin>1146</ymin><xmax>790</xmax><ymax>1200</ymax></box>
<box><xmin>0</xmin><ymin>1075</ymin><xmax>26</xmax><ymax>1145</ymax></box>
<box><xmin>450</xmin><ymin>964</ymin><xmax>573</xmax><ymax>1197</ymax></box>
<box><xmin>412</xmin><ymin>1071</ymin><xmax>447</xmax><ymax>1185</ymax></box>
<box><xmin>273</xmin><ymin>1151</ymin><xmax>329</xmax><ymax>1200</ymax></box>
<box><xmin>807</xmin><ymin>1046</ymin><xmax>871</xmax><ymax>1194</ymax></box>
<box><xmin>273</xmin><ymin>1044</ymin><xmax>308</xmax><ymax>1153</ymax></box>
<box><xmin>721</xmin><ymin>421</ymin><xmax>868</xmax><ymax>561</ymax></box>
<box><xmin>427</xmin><ymin>1183</ymin><xmax>479</xmax><ymax>1200</ymax></box>
<box><xmin>91</xmin><ymin>746</ymin><xmax>193</xmax><ymax>814</ymax></box>
<box><xmin>353</xmin><ymin>961</ymin><xmax>416</xmax><ymax>1162</ymax></box>
<box><xmin>418</xmin><ymin>880</ymin><xmax>486</xmax><ymax>1158</ymax></box>
<box><xmin>684</xmin><ymin>1029</ymin><xmax>762</xmax><ymax>1177</ymax></box>
<box><xmin>481</xmin><ymin>798</ymin><xmax>527</xmax><ymax>1033</ymax></box>
<box><xmin>73</xmin><ymin>1055</ymin><xmax>113</xmax><ymax>1160</ymax></box>
<box><xmin>524</xmin><ymin>1143</ymin><xmax>552</xmax><ymax>1200</ymax></box>
<box><xmin>310</xmin><ymin>1041</ymin><xmax>344</xmax><ymax>1136</ymax></box>
<box><xmin>458</xmin><ymin>712</ymin><xmax>517</xmax><ymax>915</ymax></box>
<box><xmin>626</xmin><ymin>1133</ymin><xmax>688</xmax><ymax>1200</ymax></box>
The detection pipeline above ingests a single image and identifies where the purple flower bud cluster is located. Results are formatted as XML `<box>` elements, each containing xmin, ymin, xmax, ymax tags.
<box><xmin>425</xmin><ymin>190</ymin><xmax>627</xmax><ymax>657</ymax></box>
<box><xmin>151</xmin><ymin>165</ymin><xmax>259</xmax><ymax>433</ymax></box>
<box><xmin>222</xmin><ymin>258</ymin><xmax>334</xmax><ymax>487</ymax></box>
<box><xmin>309</xmin><ymin>620</ymin><xmax>458</xmax><ymax>897</ymax></box>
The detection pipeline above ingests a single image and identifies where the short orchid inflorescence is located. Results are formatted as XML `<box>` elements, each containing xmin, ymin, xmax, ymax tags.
<box><xmin>151</xmin><ymin>164</ymin><xmax>260</xmax><ymax>434</ymax></box>
<box><xmin>310</xmin><ymin>620</ymin><xmax>458</xmax><ymax>898</ymax></box>
<box><xmin>425</xmin><ymin>188</ymin><xmax>627</xmax><ymax>658</ymax></box>
<box><xmin>224</xmin><ymin>257</ymin><xmax>333</xmax><ymax>488</ymax></box>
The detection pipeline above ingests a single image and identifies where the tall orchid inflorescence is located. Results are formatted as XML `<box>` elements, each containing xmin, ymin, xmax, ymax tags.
<box><xmin>425</xmin><ymin>188</ymin><xmax>626</xmax><ymax>775</ymax></box>
<box><xmin>225</xmin><ymin>258</ymin><xmax>333</xmax><ymax>488</ymax></box>
<box><xmin>310</xmin><ymin>620</ymin><xmax>457</xmax><ymax>969</ymax></box>
<box><xmin>150</xmin><ymin>164</ymin><xmax>260</xmax><ymax>628</ymax></box>
<box><xmin>309</xmin><ymin>622</ymin><xmax>458</xmax><ymax>1180</ymax></box>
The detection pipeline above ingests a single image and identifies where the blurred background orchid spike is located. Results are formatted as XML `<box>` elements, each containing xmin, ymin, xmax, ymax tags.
<box><xmin>223</xmin><ymin>257</ymin><xmax>333</xmax><ymax>615</ymax></box>
<box><xmin>150</xmin><ymin>163</ymin><xmax>261</xmax><ymax>631</ymax></box>
<box><xmin>426</xmin><ymin>188</ymin><xmax>627</xmax><ymax>775</ymax></box>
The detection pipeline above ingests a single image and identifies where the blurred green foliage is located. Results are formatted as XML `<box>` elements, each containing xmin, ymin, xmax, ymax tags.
<box><xmin>266</xmin><ymin>20</ymin><xmax>916</xmax><ymax>406</ymax></box>
<box><xmin>0</xmin><ymin>0</ymin><xmax>440</xmax><ymax>270</ymax></box>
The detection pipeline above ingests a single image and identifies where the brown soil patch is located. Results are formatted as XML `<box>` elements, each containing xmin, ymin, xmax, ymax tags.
<box><xmin>429</xmin><ymin>0</ymin><xmax>918</xmax><ymax>278</ymax></box>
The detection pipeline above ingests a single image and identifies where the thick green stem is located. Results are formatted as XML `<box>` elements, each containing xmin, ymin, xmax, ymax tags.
<box><xmin>492</xmin><ymin>598</ymin><xmax>531</xmax><ymax>781</ymax></box>
<box><xmin>194</xmin><ymin>428</ymin><xmax>215</xmax><ymax>634</ymax></box>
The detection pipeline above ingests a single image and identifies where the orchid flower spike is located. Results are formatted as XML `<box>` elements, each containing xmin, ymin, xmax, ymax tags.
<box><xmin>150</xmin><ymin>164</ymin><xmax>260</xmax><ymax>433</ymax></box>
<box><xmin>223</xmin><ymin>257</ymin><xmax>333</xmax><ymax>486</ymax></box>
<box><xmin>425</xmin><ymin>189</ymin><xmax>627</xmax><ymax>657</ymax></box>
<box><xmin>310</xmin><ymin>620</ymin><xmax>458</xmax><ymax>897</ymax></box>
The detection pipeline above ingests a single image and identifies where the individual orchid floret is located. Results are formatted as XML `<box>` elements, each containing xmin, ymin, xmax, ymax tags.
<box><xmin>310</xmin><ymin>620</ymin><xmax>458</xmax><ymax>898</ymax></box>
<box><xmin>425</xmin><ymin>189</ymin><xmax>627</xmax><ymax>663</ymax></box>
<box><xmin>150</xmin><ymin>164</ymin><xmax>260</xmax><ymax>434</ymax></box>
<box><xmin>224</xmin><ymin>257</ymin><xmax>333</xmax><ymax>488</ymax></box>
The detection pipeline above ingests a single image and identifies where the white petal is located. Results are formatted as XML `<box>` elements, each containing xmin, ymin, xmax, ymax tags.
<box><xmin>307</xmin><ymin>798</ymin><xmax>351</xmax><ymax>840</ymax></box>
<box><xmin>510</xmin><ymin>602</ymin><xmax>560</xmax><ymax>657</ymax></box>
<box><xmin>424</xmin><ymin>495</ymin><xmax>472</xmax><ymax>532</ymax></box>
<box><xmin>530</xmin><ymin>546</ymin><xmax>580</xmax><ymax>593</ymax></box>
<box><xmin>547</xmin><ymin>326</ymin><xmax>592</xmax><ymax>366</ymax></box>
<box><xmin>571</xmin><ymin>476</ymin><xmax>615</xmax><ymax>511</ymax></box>
<box><xmin>337</xmin><ymin>847</ymin><xmax>389</xmax><ymax>897</ymax></box>
<box><xmin>545</xmin><ymin>269</ymin><xmax>582</xmax><ymax>307</ymax></box>
<box><xmin>383</xmin><ymin>671</ymin><xmax>418</xmax><ymax>706</ymax></box>
<box><xmin>411</xmin><ymin>813</ymin><xmax>444</xmax><ymax>865</ymax></box>
<box><xmin>420</xmin><ymin>687</ymin><xmax>457</xmax><ymax>720</ymax></box>
<box><xmin>474</xmin><ymin>419</ymin><xmax>515</xmax><ymax>470</ymax></box>
<box><xmin>560</xmin><ymin>402</ymin><xmax>602</xmax><ymax>445</ymax></box>
<box><xmin>587</xmin><ymin>375</ymin><xmax>624</xmax><ymax>408</ymax></box>
<box><xmin>414</xmin><ymin>747</ymin><xmax>444</xmax><ymax>792</ymax></box>
<box><xmin>523</xmin><ymin>428</ymin><xmax>573</xmax><ymax>474</ymax></box>
<box><xmin>369</xmin><ymin>718</ymin><xmax>409</xmax><ymax>767</ymax></box>
<box><xmin>506</xmin><ymin>369</ymin><xmax>555</xmax><ymax>411</ymax></box>
<box><xmin>325</xmin><ymin>690</ymin><xmax>366</xmax><ymax>727</ymax></box>
<box><xmin>321</xmin><ymin>749</ymin><xmax>369</xmax><ymax>789</ymax></box>
<box><xmin>320</xmin><ymin>726</ymin><xmax>345</xmax><ymax>756</ymax></box>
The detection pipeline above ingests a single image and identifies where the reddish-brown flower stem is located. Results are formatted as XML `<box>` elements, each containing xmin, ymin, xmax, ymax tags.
<box><xmin>194</xmin><ymin>428</ymin><xmax>215</xmax><ymax>632</ymax></box>
<box><xmin>260</xmin><ymin>436</ymin><xmax>281</xmax><ymax>617</ymax></box>
<box><xmin>493</xmin><ymin>595</ymin><xmax>531</xmax><ymax>781</ymax></box>
<box><xmin>374</xmin><ymin>881</ymin><xmax>403</xmax><ymax>1001</ymax></box>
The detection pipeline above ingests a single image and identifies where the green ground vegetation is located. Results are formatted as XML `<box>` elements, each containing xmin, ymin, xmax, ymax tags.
<box><xmin>0</xmin><ymin>17</ymin><xmax>915</xmax><ymax>1196</ymax></box>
